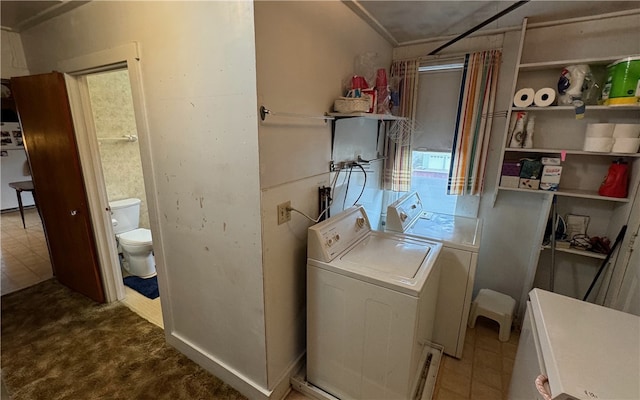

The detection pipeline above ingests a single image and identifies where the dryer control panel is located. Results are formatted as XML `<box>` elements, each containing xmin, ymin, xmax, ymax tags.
<box><xmin>386</xmin><ymin>192</ymin><xmax>423</xmax><ymax>232</ymax></box>
<box><xmin>308</xmin><ymin>206</ymin><xmax>371</xmax><ymax>262</ymax></box>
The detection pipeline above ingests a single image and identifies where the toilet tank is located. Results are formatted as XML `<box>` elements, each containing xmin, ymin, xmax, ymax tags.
<box><xmin>109</xmin><ymin>198</ymin><xmax>141</xmax><ymax>234</ymax></box>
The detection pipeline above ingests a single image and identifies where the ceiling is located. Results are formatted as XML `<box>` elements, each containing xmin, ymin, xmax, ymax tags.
<box><xmin>1</xmin><ymin>1</ymin><xmax>88</xmax><ymax>32</ymax></box>
<box><xmin>1</xmin><ymin>0</ymin><xmax>639</xmax><ymax>46</ymax></box>
<box><xmin>348</xmin><ymin>0</ymin><xmax>640</xmax><ymax>46</ymax></box>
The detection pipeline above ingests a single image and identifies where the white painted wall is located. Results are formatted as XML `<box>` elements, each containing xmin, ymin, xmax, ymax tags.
<box><xmin>254</xmin><ymin>1</ymin><xmax>392</xmax><ymax>388</ymax></box>
<box><xmin>17</xmin><ymin>1</ymin><xmax>269</xmax><ymax>396</ymax></box>
<box><xmin>255</xmin><ymin>1</ymin><xmax>393</xmax><ymax>189</ymax></box>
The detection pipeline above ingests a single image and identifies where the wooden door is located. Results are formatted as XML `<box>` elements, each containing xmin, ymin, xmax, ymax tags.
<box><xmin>12</xmin><ymin>72</ymin><xmax>105</xmax><ymax>303</ymax></box>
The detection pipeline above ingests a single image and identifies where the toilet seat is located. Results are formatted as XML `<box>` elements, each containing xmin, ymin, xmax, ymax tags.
<box><xmin>117</xmin><ymin>228</ymin><xmax>152</xmax><ymax>246</ymax></box>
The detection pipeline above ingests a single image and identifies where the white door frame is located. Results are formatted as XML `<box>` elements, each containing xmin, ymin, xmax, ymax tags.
<box><xmin>60</xmin><ymin>43</ymin><xmax>166</xmax><ymax>308</ymax></box>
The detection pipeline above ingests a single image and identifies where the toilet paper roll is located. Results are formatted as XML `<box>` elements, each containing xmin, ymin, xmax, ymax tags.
<box><xmin>585</xmin><ymin>123</ymin><xmax>615</xmax><ymax>138</ymax></box>
<box><xmin>613</xmin><ymin>124</ymin><xmax>640</xmax><ymax>138</ymax></box>
<box><xmin>513</xmin><ymin>88</ymin><xmax>535</xmax><ymax>107</ymax></box>
<box><xmin>583</xmin><ymin>137</ymin><xmax>614</xmax><ymax>152</ymax></box>
<box><xmin>612</xmin><ymin>138</ymin><xmax>640</xmax><ymax>153</ymax></box>
<box><xmin>534</xmin><ymin>88</ymin><xmax>556</xmax><ymax>107</ymax></box>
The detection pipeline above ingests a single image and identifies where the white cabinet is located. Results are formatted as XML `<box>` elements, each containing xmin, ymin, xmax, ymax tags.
<box><xmin>495</xmin><ymin>18</ymin><xmax>640</xmax><ymax>300</ymax></box>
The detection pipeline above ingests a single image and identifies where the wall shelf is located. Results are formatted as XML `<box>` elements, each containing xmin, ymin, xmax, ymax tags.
<box><xmin>498</xmin><ymin>186</ymin><xmax>631</xmax><ymax>202</ymax></box>
<box><xmin>512</xmin><ymin>105</ymin><xmax>640</xmax><ymax>112</ymax></box>
<box><xmin>517</xmin><ymin>55</ymin><xmax>635</xmax><ymax>71</ymax></box>
<box><xmin>504</xmin><ymin>148</ymin><xmax>640</xmax><ymax>157</ymax></box>
<box><xmin>328</xmin><ymin>112</ymin><xmax>406</xmax><ymax>121</ymax></box>
<box><xmin>541</xmin><ymin>245</ymin><xmax>607</xmax><ymax>260</ymax></box>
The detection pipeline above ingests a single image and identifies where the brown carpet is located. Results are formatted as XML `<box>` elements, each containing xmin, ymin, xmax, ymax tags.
<box><xmin>1</xmin><ymin>279</ymin><xmax>247</xmax><ymax>400</ymax></box>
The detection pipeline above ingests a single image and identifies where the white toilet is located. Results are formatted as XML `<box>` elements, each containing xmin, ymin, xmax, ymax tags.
<box><xmin>109</xmin><ymin>198</ymin><xmax>156</xmax><ymax>278</ymax></box>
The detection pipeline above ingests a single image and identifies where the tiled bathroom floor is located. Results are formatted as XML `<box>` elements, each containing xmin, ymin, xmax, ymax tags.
<box><xmin>121</xmin><ymin>284</ymin><xmax>163</xmax><ymax>328</ymax></box>
<box><xmin>0</xmin><ymin>208</ymin><xmax>163</xmax><ymax>328</ymax></box>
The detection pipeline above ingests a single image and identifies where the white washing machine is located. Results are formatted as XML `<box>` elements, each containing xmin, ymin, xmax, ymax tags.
<box><xmin>509</xmin><ymin>289</ymin><xmax>639</xmax><ymax>399</ymax></box>
<box><xmin>306</xmin><ymin>206</ymin><xmax>443</xmax><ymax>400</ymax></box>
<box><xmin>386</xmin><ymin>192</ymin><xmax>482</xmax><ymax>359</ymax></box>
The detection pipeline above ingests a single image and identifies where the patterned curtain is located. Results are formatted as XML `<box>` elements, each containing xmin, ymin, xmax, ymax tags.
<box><xmin>384</xmin><ymin>59</ymin><xmax>419</xmax><ymax>192</ymax></box>
<box><xmin>448</xmin><ymin>50</ymin><xmax>502</xmax><ymax>195</ymax></box>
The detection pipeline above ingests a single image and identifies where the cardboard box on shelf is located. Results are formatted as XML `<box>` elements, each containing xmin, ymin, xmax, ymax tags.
<box><xmin>519</xmin><ymin>178</ymin><xmax>540</xmax><ymax>190</ymax></box>
<box><xmin>501</xmin><ymin>175</ymin><xmax>520</xmax><ymax>188</ymax></box>
<box><xmin>540</xmin><ymin>165</ymin><xmax>563</xmax><ymax>191</ymax></box>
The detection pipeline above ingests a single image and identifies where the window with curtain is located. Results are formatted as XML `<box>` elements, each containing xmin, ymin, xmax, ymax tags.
<box><xmin>408</xmin><ymin>50</ymin><xmax>502</xmax><ymax>215</ymax></box>
<box><xmin>410</xmin><ymin>60</ymin><xmax>464</xmax><ymax>214</ymax></box>
<box><xmin>448</xmin><ymin>50</ymin><xmax>502</xmax><ymax>196</ymax></box>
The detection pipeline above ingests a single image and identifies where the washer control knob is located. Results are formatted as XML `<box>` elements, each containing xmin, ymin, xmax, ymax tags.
<box><xmin>400</xmin><ymin>212</ymin><xmax>408</xmax><ymax>222</ymax></box>
<box><xmin>356</xmin><ymin>217</ymin><xmax>365</xmax><ymax>229</ymax></box>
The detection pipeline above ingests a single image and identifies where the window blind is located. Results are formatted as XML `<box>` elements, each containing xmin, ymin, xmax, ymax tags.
<box><xmin>412</xmin><ymin>67</ymin><xmax>464</xmax><ymax>152</ymax></box>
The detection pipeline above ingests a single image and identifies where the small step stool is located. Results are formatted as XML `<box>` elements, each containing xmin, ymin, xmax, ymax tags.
<box><xmin>468</xmin><ymin>289</ymin><xmax>516</xmax><ymax>342</ymax></box>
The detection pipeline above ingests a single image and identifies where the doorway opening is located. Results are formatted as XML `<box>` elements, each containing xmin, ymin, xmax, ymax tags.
<box><xmin>83</xmin><ymin>68</ymin><xmax>162</xmax><ymax>327</ymax></box>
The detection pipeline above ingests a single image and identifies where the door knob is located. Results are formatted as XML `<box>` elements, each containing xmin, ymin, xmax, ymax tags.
<box><xmin>70</xmin><ymin>210</ymin><xmax>78</xmax><ymax>216</ymax></box>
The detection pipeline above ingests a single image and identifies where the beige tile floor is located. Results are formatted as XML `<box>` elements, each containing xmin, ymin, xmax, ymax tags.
<box><xmin>0</xmin><ymin>208</ymin><xmax>163</xmax><ymax>328</ymax></box>
<box><xmin>1</xmin><ymin>208</ymin><xmax>52</xmax><ymax>295</ymax></box>
<box><xmin>431</xmin><ymin>317</ymin><xmax>519</xmax><ymax>400</ymax></box>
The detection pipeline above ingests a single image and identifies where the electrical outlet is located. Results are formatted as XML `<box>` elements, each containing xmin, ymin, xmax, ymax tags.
<box><xmin>277</xmin><ymin>201</ymin><xmax>291</xmax><ymax>225</ymax></box>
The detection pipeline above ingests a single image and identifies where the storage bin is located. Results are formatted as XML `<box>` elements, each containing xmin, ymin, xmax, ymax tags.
<box><xmin>501</xmin><ymin>161</ymin><xmax>521</xmax><ymax>176</ymax></box>
<box><xmin>333</xmin><ymin>97</ymin><xmax>371</xmax><ymax>113</ymax></box>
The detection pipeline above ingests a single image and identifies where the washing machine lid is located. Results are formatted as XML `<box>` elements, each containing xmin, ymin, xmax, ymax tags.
<box><xmin>341</xmin><ymin>234</ymin><xmax>429</xmax><ymax>277</ymax></box>
<box><xmin>328</xmin><ymin>231</ymin><xmax>442</xmax><ymax>296</ymax></box>
<box><xmin>117</xmin><ymin>228</ymin><xmax>152</xmax><ymax>245</ymax></box>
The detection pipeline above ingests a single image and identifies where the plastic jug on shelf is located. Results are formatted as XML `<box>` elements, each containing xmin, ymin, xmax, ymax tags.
<box><xmin>598</xmin><ymin>159</ymin><xmax>629</xmax><ymax>198</ymax></box>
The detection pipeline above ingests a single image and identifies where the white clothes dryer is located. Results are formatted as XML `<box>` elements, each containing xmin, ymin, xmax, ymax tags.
<box><xmin>386</xmin><ymin>192</ymin><xmax>482</xmax><ymax>359</ymax></box>
<box><xmin>306</xmin><ymin>206</ymin><xmax>443</xmax><ymax>400</ymax></box>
